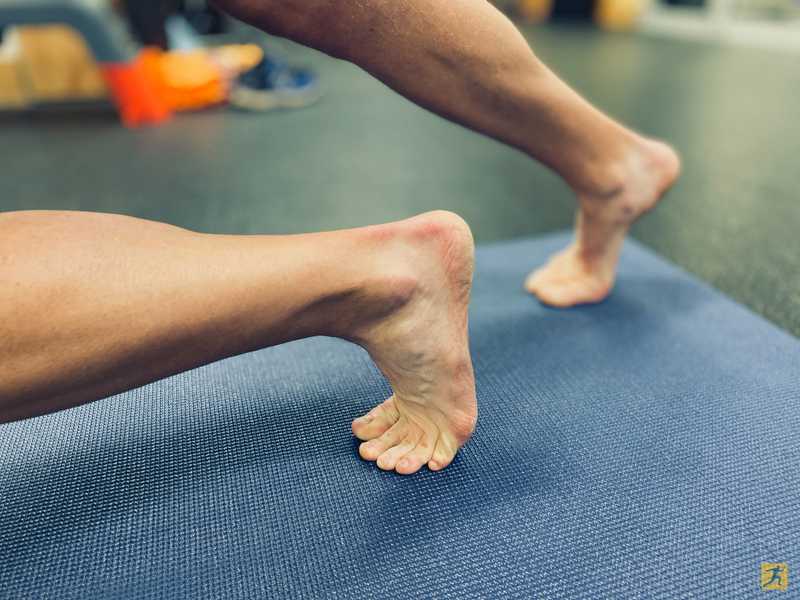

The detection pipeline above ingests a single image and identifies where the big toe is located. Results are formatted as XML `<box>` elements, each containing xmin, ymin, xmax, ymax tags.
<box><xmin>533</xmin><ymin>277</ymin><xmax>611</xmax><ymax>307</ymax></box>
<box><xmin>524</xmin><ymin>255</ymin><xmax>566</xmax><ymax>296</ymax></box>
<box><xmin>352</xmin><ymin>396</ymin><xmax>400</xmax><ymax>441</ymax></box>
<box><xmin>523</xmin><ymin>267</ymin><xmax>549</xmax><ymax>294</ymax></box>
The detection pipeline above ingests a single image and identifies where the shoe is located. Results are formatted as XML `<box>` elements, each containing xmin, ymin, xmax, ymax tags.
<box><xmin>229</xmin><ymin>56</ymin><xmax>321</xmax><ymax>111</ymax></box>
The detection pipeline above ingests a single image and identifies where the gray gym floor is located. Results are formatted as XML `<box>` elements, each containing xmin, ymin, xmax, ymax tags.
<box><xmin>2</xmin><ymin>24</ymin><xmax>798</xmax><ymax>337</ymax></box>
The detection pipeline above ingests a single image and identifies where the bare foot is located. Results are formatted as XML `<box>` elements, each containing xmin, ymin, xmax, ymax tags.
<box><xmin>349</xmin><ymin>211</ymin><xmax>477</xmax><ymax>475</ymax></box>
<box><xmin>525</xmin><ymin>138</ymin><xmax>681</xmax><ymax>307</ymax></box>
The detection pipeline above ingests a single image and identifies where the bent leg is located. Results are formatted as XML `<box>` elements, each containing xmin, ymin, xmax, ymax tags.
<box><xmin>0</xmin><ymin>210</ymin><xmax>476</xmax><ymax>474</ymax></box>
<box><xmin>214</xmin><ymin>0</ymin><xmax>680</xmax><ymax>305</ymax></box>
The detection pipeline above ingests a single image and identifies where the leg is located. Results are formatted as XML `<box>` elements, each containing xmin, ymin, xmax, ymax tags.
<box><xmin>214</xmin><ymin>0</ymin><xmax>680</xmax><ymax>305</ymax></box>
<box><xmin>0</xmin><ymin>210</ymin><xmax>476</xmax><ymax>474</ymax></box>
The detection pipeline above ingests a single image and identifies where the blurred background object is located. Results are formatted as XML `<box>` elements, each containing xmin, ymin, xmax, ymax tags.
<box><xmin>0</xmin><ymin>0</ymin><xmax>320</xmax><ymax>124</ymax></box>
<box><xmin>513</xmin><ymin>0</ymin><xmax>800</xmax><ymax>38</ymax></box>
<box><xmin>6</xmin><ymin>25</ymin><xmax>107</xmax><ymax>103</ymax></box>
<box><xmin>640</xmin><ymin>0</ymin><xmax>800</xmax><ymax>49</ymax></box>
<box><xmin>2</xmin><ymin>0</ymin><xmax>797</xmax><ymax>124</ymax></box>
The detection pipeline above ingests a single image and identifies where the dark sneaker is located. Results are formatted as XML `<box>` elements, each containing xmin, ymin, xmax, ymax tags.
<box><xmin>229</xmin><ymin>56</ymin><xmax>321</xmax><ymax>111</ymax></box>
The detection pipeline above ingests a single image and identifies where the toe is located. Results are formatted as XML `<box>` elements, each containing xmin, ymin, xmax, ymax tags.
<box><xmin>524</xmin><ymin>277</ymin><xmax>541</xmax><ymax>296</ymax></box>
<box><xmin>533</xmin><ymin>280</ymin><xmax>578</xmax><ymax>307</ymax></box>
<box><xmin>376</xmin><ymin>427</ymin><xmax>422</xmax><ymax>472</ymax></box>
<box><xmin>427</xmin><ymin>432</ymin><xmax>459</xmax><ymax>472</ymax></box>
<box><xmin>523</xmin><ymin>268</ymin><xmax>544</xmax><ymax>293</ymax></box>
<box><xmin>358</xmin><ymin>417</ymin><xmax>407</xmax><ymax>461</ymax></box>
<box><xmin>352</xmin><ymin>396</ymin><xmax>400</xmax><ymax>441</ymax></box>
<box><xmin>524</xmin><ymin>262</ymin><xmax>564</xmax><ymax>296</ymax></box>
<box><xmin>536</xmin><ymin>278</ymin><xmax>611</xmax><ymax>308</ymax></box>
<box><xmin>395</xmin><ymin>426</ymin><xmax>437</xmax><ymax>475</ymax></box>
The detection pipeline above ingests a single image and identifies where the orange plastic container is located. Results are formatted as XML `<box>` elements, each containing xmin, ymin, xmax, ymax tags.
<box><xmin>100</xmin><ymin>52</ymin><xmax>171</xmax><ymax>127</ymax></box>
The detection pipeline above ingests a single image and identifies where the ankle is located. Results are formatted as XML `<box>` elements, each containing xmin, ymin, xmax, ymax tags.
<box><xmin>340</xmin><ymin>210</ymin><xmax>474</xmax><ymax>340</ymax></box>
<box><xmin>574</xmin><ymin>136</ymin><xmax>680</xmax><ymax>213</ymax></box>
<box><xmin>568</xmin><ymin>135</ymin><xmax>641</xmax><ymax>201</ymax></box>
<box><xmin>325</xmin><ymin>236</ymin><xmax>419</xmax><ymax>342</ymax></box>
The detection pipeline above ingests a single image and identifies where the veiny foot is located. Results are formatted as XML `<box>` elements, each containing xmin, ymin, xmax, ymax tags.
<box><xmin>349</xmin><ymin>211</ymin><xmax>477</xmax><ymax>475</ymax></box>
<box><xmin>525</xmin><ymin>138</ymin><xmax>681</xmax><ymax>307</ymax></box>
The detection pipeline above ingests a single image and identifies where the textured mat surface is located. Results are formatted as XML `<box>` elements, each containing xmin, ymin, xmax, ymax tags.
<box><xmin>2</xmin><ymin>233</ymin><xmax>799</xmax><ymax>599</ymax></box>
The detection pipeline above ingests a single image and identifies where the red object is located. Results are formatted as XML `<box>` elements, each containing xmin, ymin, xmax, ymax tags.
<box><xmin>100</xmin><ymin>52</ymin><xmax>171</xmax><ymax>127</ymax></box>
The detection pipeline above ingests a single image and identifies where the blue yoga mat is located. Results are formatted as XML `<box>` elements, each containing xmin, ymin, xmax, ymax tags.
<box><xmin>2</xmin><ymin>233</ymin><xmax>798</xmax><ymax>599</ymax></box>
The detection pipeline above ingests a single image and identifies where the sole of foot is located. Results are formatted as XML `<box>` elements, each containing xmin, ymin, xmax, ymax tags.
<box><xmin>525</xmin><ymin>138</ymin><xmax>681</xmax><ymax>308</ymax></box>
<box><xmin>350</xmin><ymin>211</ymin><xmax>477</xmax><ymax>475</ymax></box>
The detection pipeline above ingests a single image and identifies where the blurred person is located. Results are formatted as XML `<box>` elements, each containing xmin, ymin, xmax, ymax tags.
<box><xmin>0</xmin><ymin>210</ymin><xmax>476</xmax><ymax>475</ymax></box>
<box><xmin>213</xmin><ymin>0</ymin><xmax>681</xmax><ymax>307</ymax></box>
